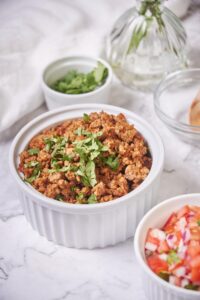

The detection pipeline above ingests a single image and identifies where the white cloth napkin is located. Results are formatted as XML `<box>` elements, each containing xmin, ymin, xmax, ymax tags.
<box><xmin>0</xmin><ymin>0</ymin><xmax>105</xmax><ymax>133</ymax></box>
<box><xmin>0</xmin><ymin>0</ymin><xmax>190</xmax><ymax>133</ymax></box>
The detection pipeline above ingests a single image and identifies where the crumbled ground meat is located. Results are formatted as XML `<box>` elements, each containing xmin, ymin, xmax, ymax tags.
<box><xmin>18</xmin><ymin>112</ymin><xmax>152</xmax><ymax>204</ymax></box>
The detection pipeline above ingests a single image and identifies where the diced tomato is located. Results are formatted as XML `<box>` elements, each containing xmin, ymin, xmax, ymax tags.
<box><xmin>147</xmin><ymin>254</ymin><xmax>168</xmax><ymax>274</ymax></box>
<box><xmin>189</xmin><ymin>217</ymin><xmax>199</xmax><ymax>228</ymax></box>
<box><xmin>174</xmin><ymin>276</ymin><xmax>181</xmax><ymax>286</ymax></box>
<box><xmin>169</xmin><ymin>275</ymin><xmax>181</xmax><ymax>286</ymax></box>
<box><xmin>190</xmin><ymin>206</ymin><xmax>200</xmax><ymax>214</ymax></box>
<box><xmin>162</xmin><ymin>213</ymin><xmax>177</xmax><ymax>232</ymax></box>
<box><xmin>191</xmin><ymin>267</ymin><xmax>200</xmax><ymax>282</ymax></box>
<box><xmin>190</xmin><ymin>255</ymin><xmax>200</xmax><ymax>268</ymax></box>
<box><xmin>188</xmin><ymin>241</ymin><xmax>200</xmax><ymax>258</ymax></box>
<box><xmin>158</xmin><ymin>240</ymin><xmax>170</xmax><ymax>253</ymax></box>
<box><xmin>190</xmin><ymin>228</ymin><xmax>200</xmax><ymax>241</ymax></box>
<box><xmin>146</xmin><ymin>229</ymin><xmax>160</xmax><ymax>246</ymax></box>
<box><xmin>177</xmin><ymin>206</ymin><xmax>190</xmax><ymax>219</ymax></box>
<box><xmin>174</xmin><ymin>231</ymin><xmax>182</xmax><ymax>247</ymax></box>
<box><xmin>170</xmin><ymin>261</ymin><xmax>184</xmax><ymax>272</ymax></box>
<box><xmin>145</xmin><ymin>205</ymin><xmax>200</xmax><ymax>288</ymax></box>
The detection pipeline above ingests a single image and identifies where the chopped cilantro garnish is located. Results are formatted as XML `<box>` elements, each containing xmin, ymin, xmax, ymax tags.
<box><xmin>48</xmin><ymin>166</ymin><xmax>71</xmax><ymax>173</ymax></box>
<box><xmin>88</xmin><ymin>194</ymin><xmax>97</xmax><ymax>204</ymax></box>
<box><xmin>83</xmin><ymin>113</ymin><xmax>90</xmax><ymax>122</ymax></box>
<box><xmin>167</xmin><ymin>250</ymin><xmax>180</xmax><ymax>265</ymax></box>
<box><xmin>44</xmin><ymin>138</ymin><xmax>54</xmax><ymax>152</ymax></box>
<box><xmin>27</xmin><ymin>116</ymin><xmax>119</xmax><ymax>189</ymax></box>
<box><xmin>85</xmin><ymin>161</ymin><xmax>97</xmax><ymax>187</ymax></box>
<box><xmin>24</xmin><ymin>161</ymin><xmax>39</xmax><ymax>168</ymax></box>
<box><xmin>51</xmin><ymin>62</ymin><xmax>108</xmax><ymax>95</ymax></box>
<box><xmin>185</xmin><ymin>284</ymin><xmax>199</xmax><ymax>290</ymax></box>
<box><xmin>44</xmin><ymin>136</ymin><xmax>67</xmax><ymax>154</ymax></box>
<box><xmin>93</xmin><ymin>62</ymin><xmax>108</xmax><ymax>83</ymax></box>
<box><xmin>55</xmin><ymin>194</ymin><xmax>64</xmax><ymax>201</ymax></box>
<box><xmin>104</xmin><ymin>155</ymin><xmax>119</xmax><ymax>171</ymax></box>
<box><xmin>197</xmin><ymin>220</ymin><xmax>200</xmax><ymax>226</ymax></box>
<box><xmin>158</xmin><ymin>271</ymin><xmax>169</xmax><ymax>282</ymax></box>
<box><xmin>73</xmin><ymin>129</ymin><xmax>108</xmax><ymax>187</ymax></box>
<box><xmin>28</xmin><ymin>148</ymin><xmax>39</xmax><ymax>155</ymax></box>
<box><xmin>76</xmin><ymin>193</ymin><xmax>84</xmax><ymax>201</ymax></box>
<box><xmin>62</xmin><ymin>154</ymin><xmax>73</xmax><ymax>162</ymax></box>
<box><xmin>24</xmin><ymin>162</ymin><xmax>41</xmax><ymax>183</ymax></box>
<box><xmin>73</xmin><ymin>126</ymin><xmax>119</xmax><ymax>186</ymax></box>
<box><xmin>70</xmin><ymin>186</ymin><xmax>77</xmax><ymax>192</ymax></box>
<box><xmin>74</xmin><ymin>128</ymin><xmax>91</xmax><ymax>136</ymax></box>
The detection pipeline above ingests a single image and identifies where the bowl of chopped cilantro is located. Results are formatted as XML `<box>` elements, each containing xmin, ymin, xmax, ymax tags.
<box><xmin>42</xmin><ymin>56</ymin><xmax>112</xmax><ymax>110</ymax></box>
<box><xmin>9</xmin><ymin>104</ymin><xmax>164</xmax><ymax>248</ymax></box>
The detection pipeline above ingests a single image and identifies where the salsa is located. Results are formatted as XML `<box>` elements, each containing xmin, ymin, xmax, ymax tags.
<box><xmin>145</xmin><ymin>205</ymin><xmax>200</xmax><ymax>291</ymax></box>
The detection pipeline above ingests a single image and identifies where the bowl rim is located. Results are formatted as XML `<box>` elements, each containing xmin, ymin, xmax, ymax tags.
<box><xmin>154</xmin><ymin>68</ymin><xmax>200</xmax><ymax>134</ymax></box>
<box><xmin>41</xmin><ymin>55</ymin><xmax>113</xmax><ymax>99</ymax></box>
<box><xmin>134</xmin><ymin>193</ymin><xmax>200</xmax><ymax>297</ymax></box>
<box><xmin>9</xmin><ymin>103</ymin><xmax>164</xmax><ymax>213</ymax></box>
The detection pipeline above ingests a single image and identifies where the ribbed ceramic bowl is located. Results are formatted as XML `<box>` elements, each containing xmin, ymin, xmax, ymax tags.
<box><xmin>9</xmin><ymin>104</ymin><xmax>164</xmax><ymax>249</ymax></box>
<box><xmin>134</xmin><ymin>193</ymin><xmax>200</xmax><ymax>300</ymax></box>
<box><xmin>42</xmin><ymin>56</ymin><xmax>112</xmax><ymax>110</ymax></box>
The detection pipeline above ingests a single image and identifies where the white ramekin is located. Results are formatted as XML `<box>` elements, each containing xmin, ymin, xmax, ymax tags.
<box><xmin>42</xmin><ymin>56</ymin><xmax>113</xmax><ymax>110</ymax></box>
<box><xmin>134</xmin><ymin>193</ymin><xmax>200</xmax><ymax>300</ymax></box>
<box><xmin>9</xmin><ymin>104</ymin><xmax>164</xmax><ymax>249</ymax></box>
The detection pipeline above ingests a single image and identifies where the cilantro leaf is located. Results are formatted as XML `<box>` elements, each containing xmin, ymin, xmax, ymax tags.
<box><xmin>88</xmin><ymin>194</ymin><xmax>97</xmax><ymax>204</ymax></box>
<box><xmin>83</xmin><ymin>113</ymin><xmax>90</xmax><ymax>122</ymax></box>
<box><xmin>24</xmin><ymin>162</ymin><xmax>41</xmax><ymax>183</ymax></box>
<box><xmin>197</xmin><ymin>220</ymin><xmax>200</xmax><ymax>226</ymax></box>
<box><xmin>28</xmin><ymin>148</ymin><xmax>39</xmax><ymax>155</ymax></box>
<box><xmin>158</xmin><ymin>271</ymin><xmax>169</xmax><ymax>282</ymax></box>
<box><xmin>104</xmin><ymin>156</ymin><xmax>119</xmax><ymax>171</ymax></box>
<box><xmin>76</xmin><ymin>193</ymin><xmax>84</xmax><ymax>201</ymax></box>
<box><xmin>185</xmin><ymin>284</ymin><xmax>199</xmax><ymax>290</ymax></box>
<box><xmin>62</xmin><ymin>154</ymin><xmax>73</xmax><ymax>162</ymax></box>
<box><xmin>24</xmin><ymin>161</ymin><xmax>39</xmax><ymax>168</ymax></box>
<box><xmin>85</xmin><ymin>161</ymin><xmax>96</xmax><ymax>187</ymax></box>
<box><xmin>51</xmin><ymin>63</ymin><xmax>108</xmax><ymax>95</ymax></box>
<box><xmin>93</xmin><ymin>62</ymin><xmax>107</xmax><ymax>83</ymax></box>
<box><xmin>55</xmin><ymin>194</ymin><xmax>64</xmax><ymax>201</ymax></box>
<box><xmin>167</xmin><ymin>250</ymin><xmax>180</xmax><ymax>265</ymax></box>
<box><xmin>48</xmin><ymin>166</ymin><xmax>70</xmax><ymax>173</ymax></box>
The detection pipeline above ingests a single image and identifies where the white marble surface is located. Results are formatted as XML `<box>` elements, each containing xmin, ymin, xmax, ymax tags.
<box><xmin>0</xmin><ymin>1</ymin><xmax>200</xmax><ymax>300</ymax></box>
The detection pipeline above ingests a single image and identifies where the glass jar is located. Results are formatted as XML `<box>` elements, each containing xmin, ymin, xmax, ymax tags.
<box><xmin>106</xmin><ymin>0</ymin><xmax>187</xmax><ymax>91</ymax></box>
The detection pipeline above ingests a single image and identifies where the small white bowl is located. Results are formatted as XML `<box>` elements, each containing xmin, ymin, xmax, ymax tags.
<box><xmin>9</xmin><ymin>103</ymin><xmax>164</xmax><ymax>249</ymax></box>
<box><xmin>134</xmin><ymin>193</ymin><xmax>200</xmax><ymax>300</ymax></box>
<box><xmin>42</xmin><ymin>56</ymin><xmax>113</xmax><ymax>110</ymax></box>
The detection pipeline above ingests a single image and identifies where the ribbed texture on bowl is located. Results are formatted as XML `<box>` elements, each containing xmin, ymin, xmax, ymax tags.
<box><xmin>10</xmin><ymin>103</ymin><xmax>164</xmax><ymax>249</ymax></box>
<box><xmin>134</xmin><ymin>194</ymin><xmax>200</xmax><ymax>300</ymax></box>
<box><xmin>143</xmin><ymin>273</ymin><xmax>198</xmax><ymax>300</ymax></box>
<box><xmin>20</xmin><ymin>179</ymin><xmax>160</xmax><ymax>249</ymax></box>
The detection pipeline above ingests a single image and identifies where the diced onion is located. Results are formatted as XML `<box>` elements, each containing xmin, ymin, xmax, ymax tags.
<box><xmin>181</xmin><ymin>278</ymin><xmax>189</xmax><ymax>288</ymax></box>
<box><xmin>151</xmin><ymin>228</ymin><xmax>166</xmax><ymax>241</ymax></box>
<box><xmin>177</xmin><ymin>217</ymin><xmax>187</xmax><ymax>233</ymax></box>
<box><xmin>173</xmin><ymin>267</ymin><xmax>186</xmax><ymax>278</ymax></box>
<box><xmin>166</xmin><ymin>234</ymin><xmax>177</xmax><ymax>249</ymax></box>
<box><xmin>169</xmin><ymin>276</ymin><xmax>176</xmax><ymax>285</ymax></box>
<box><xmin>159</xmin><ymin>253</ymin><xmax>168</xmax><ymax>261</ymax></box>
<box><xmin>145</xmin><ymin>242</ymin><xmax>157</xmax><ymax>252</ymax></box>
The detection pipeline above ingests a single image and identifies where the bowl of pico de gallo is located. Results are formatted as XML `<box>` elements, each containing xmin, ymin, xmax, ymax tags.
<box><xmin>134</xmin><ymin>193</ymin><xmax>200</xmax><ymax>300</ymax></box>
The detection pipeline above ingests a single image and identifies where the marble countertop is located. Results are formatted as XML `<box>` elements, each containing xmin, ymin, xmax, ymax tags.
<box><xmin>0</xmin><ymin>1</ymin><xmax>200</xmax><ymax>299</ymax></box>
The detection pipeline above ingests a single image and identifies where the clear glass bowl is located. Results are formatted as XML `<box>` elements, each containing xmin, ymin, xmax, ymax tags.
<box><xmin>154</xmin><ymin>68</ymin><xmax>200</xmax><ymax>144</ymax></box>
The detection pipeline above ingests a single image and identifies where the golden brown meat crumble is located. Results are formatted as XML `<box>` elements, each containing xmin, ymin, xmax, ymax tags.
<box><xmin>18</xmin><ymin>112</ymin><xmax>152</xmax><ymax>204</ymax></box>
